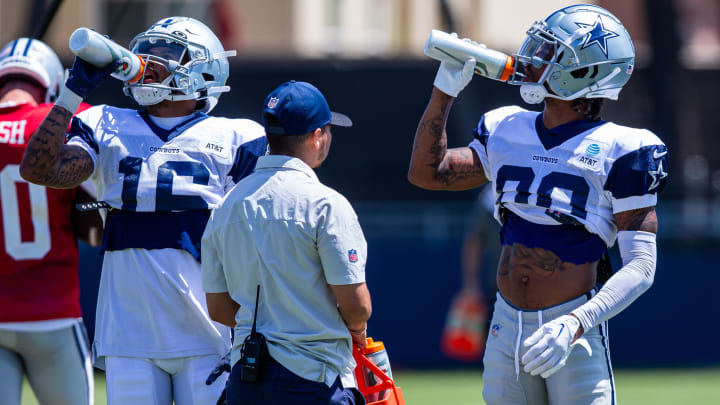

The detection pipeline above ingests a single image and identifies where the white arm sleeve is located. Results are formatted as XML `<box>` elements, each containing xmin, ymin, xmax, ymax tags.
<box><xmin>572</xmin><ymin>231</ymin><xmax>656</xmax><ymax>332</ymax></box>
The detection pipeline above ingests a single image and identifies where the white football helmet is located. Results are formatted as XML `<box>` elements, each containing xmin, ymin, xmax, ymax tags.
<box><xmin>507</xmin><ymin>5</ymin><xmax>635</xmax><ymax>104</ymax></box>
<box><xmin>0</xmin><ymin>38</ymin><xmax>64</xmax><ymax>103</ymax></box>
<box><xmin>123</xmin><ymin>17</ymin><xmax>236</xmax><ymax>113</ymax></box>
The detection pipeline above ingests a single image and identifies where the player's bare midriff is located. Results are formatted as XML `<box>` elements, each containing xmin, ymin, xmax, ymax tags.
<box><xmin>496</xmin><ymin>243</ymin><xmax>598</xmax><ymax>310</ymax></box>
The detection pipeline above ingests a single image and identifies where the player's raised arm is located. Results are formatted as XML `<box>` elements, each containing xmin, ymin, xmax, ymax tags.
<box><xmin>20</xmin><ymin>57</ymin><xmax>116</xmax><ymax>188</ymax></box>
<box><xmin>408</xmin><ymin>59</ymin><xmax>488</xmax><ymax>191</ymax></box>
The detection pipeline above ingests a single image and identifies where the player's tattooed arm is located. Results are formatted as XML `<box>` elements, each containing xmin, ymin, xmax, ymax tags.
<box><xmin>614</xmin><ymin>207</ymin><xmax>658</xmax><ymax>234</ymax></box>
<box><xmin>19</xmin><ymin>106</ymin><xmax>94</xmax><ymax>189</ymax></box>
<box><xmin>408</xmin><ymin>88</ymin><xmax>487</xmax><ymax>190</ymax></box>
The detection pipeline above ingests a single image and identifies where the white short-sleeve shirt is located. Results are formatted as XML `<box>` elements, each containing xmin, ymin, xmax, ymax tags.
<box><xmin>202</xmin><ymin>155</ymin><xmax>367</xmax><ymax>387</ymax></box>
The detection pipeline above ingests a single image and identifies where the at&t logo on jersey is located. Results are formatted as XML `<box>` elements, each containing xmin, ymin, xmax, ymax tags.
<box><xmin>205</xmin><ymin>142</ymin><xmax>224</xmax><ymax>153</ymax></box>
<box><xmin>574</xmin><ymin>140</ymin><xmax>607</xmax><ymax>171</ymax></box>
<box><xmin>577</xmin><ymin>155</ymin><xmax>599</xmax><ymax>169</ymax></box>
<box><xmin>586</xmin><ymin>143</ymin><xmax>600</xmax><ymax>156</ymax></box>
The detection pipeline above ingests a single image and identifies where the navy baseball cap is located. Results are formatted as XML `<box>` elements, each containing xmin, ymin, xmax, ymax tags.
<box><xmin>262</xmin><ymin>80</ymin><xmax>352</xmax><ymax>135</ymax></box>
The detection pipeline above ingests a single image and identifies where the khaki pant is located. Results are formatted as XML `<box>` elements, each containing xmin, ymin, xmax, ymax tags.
<box><xmin>482</xmin><ymin>291</ymin><xmax>615</xmax><ymax>405</ymax></box>
<box><xmin>0</xmin><ymin>321</ymin><xmax>93</xmax><ymax>405</ymax></box>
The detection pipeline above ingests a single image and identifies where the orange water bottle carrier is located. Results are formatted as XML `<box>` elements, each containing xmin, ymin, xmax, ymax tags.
<box><xmin>353</xmin><ymin>338</ymin><xmax>406</xmax><ymax>405</ymax></box>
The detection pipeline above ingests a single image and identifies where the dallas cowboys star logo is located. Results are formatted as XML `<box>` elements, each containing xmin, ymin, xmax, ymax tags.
<box><xmin>576</xmin><ymin>16</ymin><xmax>619</xmax><ymax>58</ymax></box>
<box><xmin>648</xmin><ymin>160</ymin><xmax>668</xmax><ymax>191</ymax></box>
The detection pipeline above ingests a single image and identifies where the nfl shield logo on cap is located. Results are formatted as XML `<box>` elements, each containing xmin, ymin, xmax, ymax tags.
<box><xmin>348</xmin><ymin>249</ymin><xmax>358</xmax><ymax>263</ymax></box>
<box><xmin>268</xmin><ymin>97</ymin><xmax>279</xmax><ymax>108</ymax></box>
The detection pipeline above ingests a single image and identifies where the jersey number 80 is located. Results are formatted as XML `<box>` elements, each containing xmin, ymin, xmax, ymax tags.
<box><xmin>496</xmin><ymin>164</ymin><xmax>590</xmax><ymax>219</ymax></box>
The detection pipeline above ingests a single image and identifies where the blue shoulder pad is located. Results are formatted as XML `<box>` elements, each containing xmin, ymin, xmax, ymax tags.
<box><xmin>473</xmin><ymin>115</ymin><xmax>490</xmax><ymax>150</ymax></box>
<box><xmin>229</xmin><ymin>136</ymin><xmax>268</xmax><ymax>183</ymax></box>
<box><xmin>604</xmin><ymin>145</ymin><xmax>668</xmax><ymax>199</ymax></box>
<box><xmin>67</xmin><ymin>116</ymin><xmax>99</xmax><ymax>154</ymax></box>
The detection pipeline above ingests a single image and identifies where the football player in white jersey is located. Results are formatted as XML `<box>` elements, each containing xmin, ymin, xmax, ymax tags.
<box><xmin>409</xmin><ymin>5</ymin><xmax>666</xmax><ymax>405</ymax></box>
<box><xmin>20</xmin><ymin>17</ymin><xmax>267</xmax><ymax>404</ymax></box>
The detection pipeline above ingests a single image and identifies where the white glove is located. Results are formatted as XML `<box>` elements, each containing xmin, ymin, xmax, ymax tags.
<box><xmin>433</xmin><ymin>52</ymin><xmax>476</xmax><ymax>97</ymax></box>
<box><xmin>521</xmin><ymin>315</ymin><xmax>587</xmax><ymax>378</ymax></box>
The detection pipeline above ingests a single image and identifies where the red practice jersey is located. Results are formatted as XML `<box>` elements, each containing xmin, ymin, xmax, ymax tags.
<box><xmin>0</xmin><ymin>101</ymin><xmax>90</xmax><ymax>322</ymax></box>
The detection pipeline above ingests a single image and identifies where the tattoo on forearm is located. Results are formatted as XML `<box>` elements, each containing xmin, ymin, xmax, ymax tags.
<box><xmin>434</xmin><ymin>148</ymin><xmax>485</xmax><ymax>185</ymax></box>
<box><xmin>615</xmin><ymin>207</ymin><xmax>658</xmax><ymax>233</ymax></box>
<box><xmin>417</xmin><ymin>98</ymin><xmax>451</xmax><ymax>170</ymax></box>
<box><xmin>410</xmin><ymin>91</ymin><xmax>486</xmax><ymax>188</ymax></box>
<box><xmin>21</xmin><ymin>106</ymin><xmax>92</xmax><ymax>188</ymax></box>
<box><xmin>55</xmin><ymin>148</ymin><xmax>94</xmax><ymax>186</ymax></box>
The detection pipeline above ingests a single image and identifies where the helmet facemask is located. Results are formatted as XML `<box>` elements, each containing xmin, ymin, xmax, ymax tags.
<box><xmin>509</xmin><ymin>21</ymin><xmax>570</xmax><ymax>86</ymax></box>
<box><xmin>508</xmin><ymin>21</ymin><xmax>577</xmax><ymax>104</ymax></box>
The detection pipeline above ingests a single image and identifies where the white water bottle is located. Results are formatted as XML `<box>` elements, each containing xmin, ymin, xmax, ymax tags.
<box><xmin>424</xmin><ymin>29</ymin><xmax>515</xmax><ymax>82</ymax></box>
<box><xmin>69</xmin><ymin>28</ymin><xmax>145</xmax><ymax>83</ymax></box>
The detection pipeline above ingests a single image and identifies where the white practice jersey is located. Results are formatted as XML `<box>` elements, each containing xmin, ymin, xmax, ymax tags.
<box><xmin>468</xmin><ymin>106</ymin><xmax>668</xmax><ymax>248</ymax></box>
<box><xmin>66</xmin><ymin>105</ymin><xmax>267</xmax><ymax>365</ymax></box>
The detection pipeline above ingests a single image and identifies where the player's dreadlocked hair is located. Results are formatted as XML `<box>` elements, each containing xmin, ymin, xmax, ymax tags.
<box><xmin>571</xmin><ymin>98</ymin><xmax>605</xmax><ymax>121</ymax></box>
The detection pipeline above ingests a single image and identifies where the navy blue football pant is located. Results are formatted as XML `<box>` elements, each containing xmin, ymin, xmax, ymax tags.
<box><xmin>226</xmin><ymin>355</ymin><xmax>364</xmax><ymax>405</ymax></box>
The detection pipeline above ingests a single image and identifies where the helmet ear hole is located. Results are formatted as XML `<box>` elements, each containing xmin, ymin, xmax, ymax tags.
<box><xmin>571</xmin><ymin>67</ymin><xmax>589</xmax><ymax>78</ymax></box>
<box><xmin>202</xmin><ymin>73</ymin><xmax>214</xmax><ymax>82</ymax></box>
<box><xmin>570</xmin><ymin>65</ymin><xmax>600</xmax><ymax>79</ymax></box>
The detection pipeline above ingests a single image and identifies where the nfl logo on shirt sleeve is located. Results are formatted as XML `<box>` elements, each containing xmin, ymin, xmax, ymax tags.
<box><xmin>348</xmin><ymin>249</ymin><xmax>358</xmax><ymax>263</ymax></box>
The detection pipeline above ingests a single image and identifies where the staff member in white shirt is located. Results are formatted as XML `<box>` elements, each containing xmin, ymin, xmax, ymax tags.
<box><xmin>202</xmin><ymin>80</ymin><xmax>371</xmax><ymax>405</ymax></box>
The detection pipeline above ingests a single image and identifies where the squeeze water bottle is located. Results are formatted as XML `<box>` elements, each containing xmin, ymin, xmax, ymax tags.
<box><xmin>69</xmin><ymin>28</ymin><xmax>145</xmax><ymax>83</ymax></box>
<box><xmin>424</xmin><ymin>29</ymin><xmax>515</xmax><ymax>82</ymax></box>
<box><xmin>361</xmin><ymin>338</ymin><xmax>393</xmax><ymax>402</ymax></box>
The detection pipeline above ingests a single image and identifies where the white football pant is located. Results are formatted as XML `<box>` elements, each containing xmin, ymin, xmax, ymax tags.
<box><xmin>482</xmin><ymin>291</ymin><xmax>615</xmax><ymax>405</ymax></box>
<box><xmin>105</xmin><ymin>354</ymin><xmax>226</xmax><ymax>405</ymax></box>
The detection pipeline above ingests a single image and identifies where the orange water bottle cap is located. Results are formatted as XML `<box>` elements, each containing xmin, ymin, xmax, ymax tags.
<box><xmin>127</xmin><ymin>56</ymin><xmax>147</xmax><ymax>83</ymax></box>
<box><xmin>362</xmin><ymin>337</ymin><xmax>386</xmax><ymax>354</ymax></box>
<box><xmin>499</xmin><ymin>55</ymin><xmax>515</xmax><ymax>82</ymax></box>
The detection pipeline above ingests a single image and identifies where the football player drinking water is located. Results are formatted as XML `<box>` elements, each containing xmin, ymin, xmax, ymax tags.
<box><xmin>408</xmin><ymin>5</ymin><xmax>666</xmax><ymax>404</ymax></box>
<box><xmin>20</xmin><ymin>17</ymin><xmax>267</xmax><ymax>404</ymax></box>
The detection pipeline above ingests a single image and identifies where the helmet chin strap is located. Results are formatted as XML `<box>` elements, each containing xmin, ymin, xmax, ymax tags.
<box><xmin>519</xmin><ymin>67</ymin><xmax>623</xmax><ymax>104</ymax></box>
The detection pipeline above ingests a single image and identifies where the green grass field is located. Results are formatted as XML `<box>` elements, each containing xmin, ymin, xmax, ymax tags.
<box><xmin>21</xmin><ymin>367</ymin><xmax>720</xmax><ymax>404</ymax></box>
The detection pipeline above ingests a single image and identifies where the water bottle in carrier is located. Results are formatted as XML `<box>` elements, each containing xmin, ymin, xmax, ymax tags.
<box><xmin>353</xmin><ymin>337</ymin><xmax>406</xmax><ymax>405</ymax></box>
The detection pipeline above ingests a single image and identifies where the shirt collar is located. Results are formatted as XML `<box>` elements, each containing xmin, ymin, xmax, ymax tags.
<box><xmin>255</xmin><ymin>155</ymin><xmax>319</xmax><ymax>181</ymax></box>
<box><xmin>534</xmin><ymin>113</ymin><xmax>607</xmax><ymax>150</ymax></box>
<box><xmin>138</xmin><ymin>110</ymin><xmax>209</xmax><ymax>142</ymax></box>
